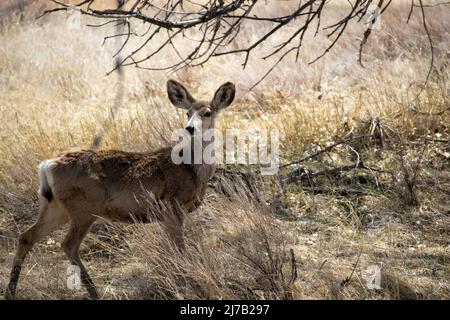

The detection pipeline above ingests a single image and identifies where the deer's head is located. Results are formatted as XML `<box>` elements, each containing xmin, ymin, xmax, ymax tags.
<box><xmin>167</xmin><ymin>80</ymin><xmax>235</xmax><ymax>136</ymax></box>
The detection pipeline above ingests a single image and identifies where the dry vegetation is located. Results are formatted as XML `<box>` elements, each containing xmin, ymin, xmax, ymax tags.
<box><xmin>0</xmin><ymin>0</ymin><xmax>449</xmax><ymax>300</ymax></box>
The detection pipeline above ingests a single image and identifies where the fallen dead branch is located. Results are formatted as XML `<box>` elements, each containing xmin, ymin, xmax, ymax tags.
<box><xmin>290</xmin><ymin>186</ymin><xmax>369</xmax><ymax>196</ymax></box>
<box><xmin>286</xmin><ymin>163</ymin><xmax>364</xmax><ymax>184</ymax></box>
<box><xmin>279</xmin><ymin>136</ymin><xmax>366</xmax><ymax>169</ymax></box>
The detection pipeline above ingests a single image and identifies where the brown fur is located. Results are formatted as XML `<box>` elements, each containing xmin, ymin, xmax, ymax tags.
<box><xmin>5</xmin><ymin>80</ymin><xmax>235</xmax><ymax>299</ymax></box>
<box><xmin>50</xmin><ymin>148</ymin><xmax>211</xmax><ymax>222</ymax></box>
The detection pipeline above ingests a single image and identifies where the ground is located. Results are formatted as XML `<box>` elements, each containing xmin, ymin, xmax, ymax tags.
<box><xmin>0</xmin><ymin>0</ymin><xmax>448</xmax><ymax>299</ymax></box>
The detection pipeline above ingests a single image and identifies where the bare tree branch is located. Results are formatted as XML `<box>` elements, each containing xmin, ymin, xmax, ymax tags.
<box><xmin>42</xmin><ymin>0</ymin><xmax>437</xmax><ymax>88</ymax></box>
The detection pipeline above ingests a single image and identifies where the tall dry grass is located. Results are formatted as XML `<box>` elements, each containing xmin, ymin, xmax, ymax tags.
<box><xmin>0</xmin><ymin>1</ymin><xmax>448</xmax><ymax>299</ymax></box>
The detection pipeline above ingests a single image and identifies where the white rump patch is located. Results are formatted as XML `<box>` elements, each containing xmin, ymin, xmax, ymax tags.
<box><xmin>38</xmin><ymin>159</ymin><xmax>56</xmax><ymax>196</ymax></box>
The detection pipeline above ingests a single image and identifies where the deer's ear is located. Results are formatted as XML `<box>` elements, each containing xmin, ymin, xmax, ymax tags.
<box><xmin>211</xmin><ymin>82</ymin><xmax>235</xmax><ymax>111</ymax></box>
<box><xmin>167</xmin><ymin>80</ymin><xmax>196</xmax><ymax>109</ymax></box>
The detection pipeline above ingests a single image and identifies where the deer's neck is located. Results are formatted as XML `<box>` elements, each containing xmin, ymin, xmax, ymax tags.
<box><xmin>190</xmin><ymin>128</ymin><xmax>217</xmax><ymax>184</ymax></box>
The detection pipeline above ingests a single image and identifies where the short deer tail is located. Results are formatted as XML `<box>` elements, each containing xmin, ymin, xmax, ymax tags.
<box><xmin>38</xmin><ymin>160</ymin><xmax>54</xmax><ymax>202</ymax></box>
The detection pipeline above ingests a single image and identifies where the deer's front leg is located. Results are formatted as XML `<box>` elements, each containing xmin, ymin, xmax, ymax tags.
<box><xmin>161</xmin><ymin>203</ymin><xmax>185</xmax><ymax>251</ymax></box>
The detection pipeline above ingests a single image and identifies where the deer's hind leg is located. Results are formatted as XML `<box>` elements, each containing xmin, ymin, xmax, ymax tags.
<box><xmin>61</xmin><ymin>209</ymin><xmax>98</xmax><ymax>299</ymax></box>
<box><xmin>5</xmin><ymin>199</ymin><xmax>69</xmax><ymax>299</ymax></box>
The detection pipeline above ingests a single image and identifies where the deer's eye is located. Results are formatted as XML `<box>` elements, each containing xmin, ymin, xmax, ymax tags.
<box><xmin>186</xmin><ymin>112</ymin><xmax>190</xmax><ymax>117</ymax></box>
<box><xmin>204</xmin><ymin>111</ymin><xmax>211</xmax><ymax>117</ymax></box>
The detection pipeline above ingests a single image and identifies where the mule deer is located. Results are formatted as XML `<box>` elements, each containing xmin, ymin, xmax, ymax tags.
<box><xmin>5</xmin><ymin>80</ymin><xmax>235</xmax><ymax>300</ymax></box>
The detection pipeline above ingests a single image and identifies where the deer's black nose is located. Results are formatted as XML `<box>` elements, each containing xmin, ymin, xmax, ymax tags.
<box><xmin>185</xmin><ymin>126</ymin><xmax>195</xmax><ymax>135</ymax></box>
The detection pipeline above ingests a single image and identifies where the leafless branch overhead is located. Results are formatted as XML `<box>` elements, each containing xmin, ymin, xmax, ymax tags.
<box><xmin>43</xmin><ymin>0</ymin><xmax>439</xmax><ymax>87</ymax></box>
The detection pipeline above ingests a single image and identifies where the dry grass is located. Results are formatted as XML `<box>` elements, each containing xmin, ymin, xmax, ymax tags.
<box><xmin>0</xmin><ymin>1</ymin><xmax>449</xmax><ymax>300</ymax></box>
